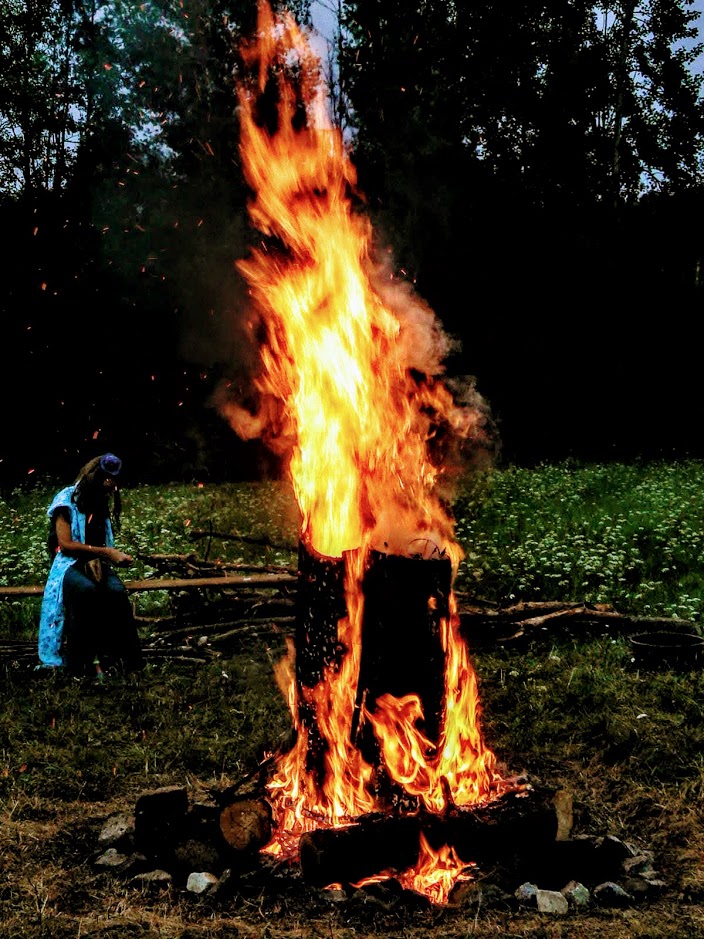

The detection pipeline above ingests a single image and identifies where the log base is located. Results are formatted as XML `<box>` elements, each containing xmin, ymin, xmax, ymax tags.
<box><xmin>298</xmin><ymin>784</ymin><xmax>557</xmax><ymax>888</ymax></box>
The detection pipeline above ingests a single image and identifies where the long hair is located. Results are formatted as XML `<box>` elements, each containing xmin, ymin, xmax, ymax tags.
<box><xmin>72</xmin><ymin>456</ymin><xmax>123</xmax><ymax>531</ymax></box>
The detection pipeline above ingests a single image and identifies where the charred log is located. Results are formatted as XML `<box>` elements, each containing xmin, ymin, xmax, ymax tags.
<box><xmin>295</xmin><ymin>540</ymin><xmax>349</xmax><ymax>786</ymax></box>
<box><xmin>352</xmin><ymin>550</ymin><xmax>452</xmax><ymax>776</ymax></box>
<box><xmin>299</xmin><ymin>814</ymin><xmax>421</xmax><ymax>887</ymax></box>
<box><xmin>298</xmin><ymin>787</ymin><xmax>558</xmax><ymax>888</ymax></box>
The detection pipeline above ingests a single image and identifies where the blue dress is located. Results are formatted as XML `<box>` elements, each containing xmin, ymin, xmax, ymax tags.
<box><xmin>37</xmin><ymin>486</ymin><xmax>115</xmax><ymax>668</ymax></box>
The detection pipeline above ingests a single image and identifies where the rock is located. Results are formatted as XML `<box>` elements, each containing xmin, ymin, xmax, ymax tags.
<box><xmin>621</xmin><ymin>876</ymin><xmax>653</xmax><ymax>900</ymax></box>
<box><xmin>593</xmin><ymin>881</ymin><xmax>633</xmax><ymax>907</ymax></box>
<box><xmin>186</xmin><ymin>871</ymin><xmax>219</xmax><ymax>895</ymax></box>
<box><xmin>450</xmin><ymin>882</ymin><xmax>514</xmax><ymax>909</ymax></box>
<box><xmin>514</xmin><ymin>882</ymin><xmax>539</xmax><ymax>907</ymax></box>
<box><xmin>97</xmin><ymin>812</ymin><xmax>135</xmax><ymax>851</ymax></box>
<box><xmin>536</xmin><ymin>889</ymin><xmax>568</xmax><ymax>914</ymax></box>
<box><xmin>94</xmin><ymin>848</ymin><xmax>147</xmax><ymax>875</ymax></box>
<box><xmin>622</xmin><ymin>853</ymin><xmax>656</xmax><ymax>876</ymax></box>
<box><xmin>561</xmin><ymin>880</ymin><xmax>590</xmax><ymax>909</ymax></box>
<box><xmin>320</xmin><ymin>887</ymin><xmax>348</xmax><ymax>904</ymax></box>
<box><xmin>129</xmin><ymin>869</ymin><xmax>173</xmax><ymax>890</ymax></box>
<box><xmin>94</xmin><ymin>848</ymin><xmax>130</xmax><ymax>871</ymax></box>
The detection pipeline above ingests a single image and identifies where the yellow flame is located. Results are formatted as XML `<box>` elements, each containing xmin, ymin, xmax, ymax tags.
<box><xmin>231</xmin><ymin>0</ymin><xmax>506</xmax><ymax>904</ymax></box>
<box><xmin>397</xmin><ymin>832</ymin><xmax>475</xmax><ymax>907</ymax></box>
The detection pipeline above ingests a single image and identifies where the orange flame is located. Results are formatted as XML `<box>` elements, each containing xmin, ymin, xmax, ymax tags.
<box><xmin>396</xmin><ymin>832</ymin><xmax>475</xmax><ymax>907</ymax></box>
<box><xmin>224</xmin><ymin>0</ymin><xmax>507</xmax><ymax>903</ymax></box>
<box><xmin>368</xmin><ymin>594</ymin><xmax>498</xmax><ymax>813</ymax></box>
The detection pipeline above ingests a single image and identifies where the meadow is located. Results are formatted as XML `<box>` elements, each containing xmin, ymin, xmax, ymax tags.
<box><xmin>1</xmin><ymin>460</ymin><xmax>704</xmax><ymax>938</ymax></box>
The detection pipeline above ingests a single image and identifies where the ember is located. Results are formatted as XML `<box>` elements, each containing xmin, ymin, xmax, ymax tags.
<box><xmin>218</xmin><ymin>0</ymin><xmax>513</xmax><ymax>903</ymax></box>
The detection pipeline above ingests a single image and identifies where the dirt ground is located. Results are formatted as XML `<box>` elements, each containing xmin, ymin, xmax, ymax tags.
<box><xmin>2</xmin><ymin>792</ymin><xmax>704</xmax><ymax>939</ymax></box>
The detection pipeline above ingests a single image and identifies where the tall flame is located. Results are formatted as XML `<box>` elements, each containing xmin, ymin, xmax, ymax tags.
<box><xmin>221</xmin><ymin>0</ymin><xmax>506</xmax><ymax>903</ymax></box>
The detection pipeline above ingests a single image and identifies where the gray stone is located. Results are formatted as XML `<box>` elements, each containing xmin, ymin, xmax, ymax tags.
<box><xmin>514</xmin><ymin>882</ymin><xmax>539</xmax><ymax>906</ymax></box>
<box><xmin>451</xmin><ymin>882</ymin><xmax>513</xmax><ymax>909</ymax></box>
<box><xmin>97</xmin><ymin>812</ymin><xmax>135</xmax><ymax>851</ymax></box>
<box><xmin>129</xmin><ymin>869</ymin><xmax>173</xmax><ymax>889</ymax></box>
<box><xmin>622</xmin><ymin>853</ymin><xmax>656</xmax><ymax>876</ymax></box>
<box><xmin>186</xmin><ymin>871</ymin><xmax>219</xmax><ymax>895</ymax></box>
<box><xmin>621</xmin><ymin>876</ymin><xmax>653</xmax><ymax>899</ymax></box>
<box><xmin>321</xmin><ymin>888</ymin><xmax>348</xmax><ymax>903</ymax></box>
<box><xmin>561</xmin><ymin>880</ymin><xmax>590</xmax><ymax>909</ymax></box>
<box><xmin>536</xmin><ymin>889</ymin><xmax>569</xmax><ymax>914</ymax></box>
<box><xmin>593</xmin><ymin>881</ymin><xmax>633</xmax><ymax>907</ymax></box>
<box><xmin>94</xmin><ymin>848</ymin><xmax>147</xmax><ymax>876</ymax></box>
<box><xmin>94</xmin><ymin>848</ymin><xmax>130</xmax><ymax>870</ymax></box>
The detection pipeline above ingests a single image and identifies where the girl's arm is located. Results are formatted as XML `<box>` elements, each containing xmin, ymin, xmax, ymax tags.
<box><xmin>54</xmin><ymin>513</ymin><xmax>133</xmax><ymax>567</ymax></box>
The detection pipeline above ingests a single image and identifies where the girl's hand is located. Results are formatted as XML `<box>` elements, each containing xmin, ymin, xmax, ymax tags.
<box><xmin>105</xmin><ymin>547</ymin><xmax>133</xmax><ymax>567</ymax></box>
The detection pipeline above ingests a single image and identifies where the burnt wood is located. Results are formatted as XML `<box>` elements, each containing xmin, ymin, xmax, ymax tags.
<box><xmin>298</xmin><ymin>787</ymin><xmax>558</xmax><ymax>888</ymax></box>
<box><xmin>294</xmin><ymin>540</ymin><xmax>349</xmax><ymax>786</ymax></box>
<box><xmin>352</xmin><ymin>550</ymin><xmax>452</xmax><ymax>775</ymax></box>
<box><xmin>299</xmin><ymin>814</ymin><xmax>422</xmax><ymax>887</ymax></box>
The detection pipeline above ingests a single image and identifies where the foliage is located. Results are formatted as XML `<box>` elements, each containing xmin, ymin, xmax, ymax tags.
<box><xmin>0</xmin><ymin>477</ymin><xmax>300</xmax><ymax>632</ymax></box>
<box><xmin>453</xmin><ymin>459</ymin><xmax>704</xmax><ymax>623</ymax></box>
<box><xmin>1</xmin><ymin>0</ymin><xmax>704</xmax><ymax>486</ymax></box>
<box><xmin>337</xmin><ymin>0</ymin><xmax>704</xmax><ymax>390</ymax></box>
<box><xmin>4</xmin><ymin>460</ymin><xmax>704</xmax><ymax>632</ymax></box>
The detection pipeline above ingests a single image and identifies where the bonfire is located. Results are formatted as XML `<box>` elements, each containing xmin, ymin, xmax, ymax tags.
<box><xmin>218</xmin><ymin>0</ymin><xmax>517</xmax><ymax>904</ymax></box>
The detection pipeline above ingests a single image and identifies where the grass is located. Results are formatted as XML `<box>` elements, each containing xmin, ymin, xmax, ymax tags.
<box><xmin>1</xmin><ymin>460</ymin><xmax>704</xmax><ymax>937</ymax></box>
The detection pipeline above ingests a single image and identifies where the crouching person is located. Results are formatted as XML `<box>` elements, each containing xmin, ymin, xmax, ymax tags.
<box><xmin>37</xmin><ymin>453</ymin><xmax>144</xmax><ymax>679</ymax></box>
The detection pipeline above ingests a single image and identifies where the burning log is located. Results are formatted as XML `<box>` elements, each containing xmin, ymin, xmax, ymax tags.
<box><xmin>295</xmin><ymin>541</ymin><xmax>348</xmax><ymax>686</ymax></box>
<box><xmin>298</xmin><ymin>787</ymin><xmax>559</xmax><ymax>889</ymax></box>
<box><xmin>294</xmin><ymin>540</ymin><xmax>349</xmax><ymax>785</ymax></box>
<box><xmin>299</xmin><ymin>814</ymin><xmax>421</xmax><ymax>887</ymax></box>
<box><xmin>290</xmin><ymin>541</ymin><xmax>456</xmax><ymax>804</ymax></box>
<box><xmin>443</xmin><ymin>788</ymin><xmax>559</xmax><ymax>866</ymax></box>
<box><xmin>353</xmin><ymin>549</ymin><xmax>452</xmax><ymax>765</ymax></box>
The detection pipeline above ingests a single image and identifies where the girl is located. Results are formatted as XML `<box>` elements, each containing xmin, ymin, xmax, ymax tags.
<box><xmin>37</xmin><ymin>453</ymin><xmax>143</xmax><ymax>677</ymax></box>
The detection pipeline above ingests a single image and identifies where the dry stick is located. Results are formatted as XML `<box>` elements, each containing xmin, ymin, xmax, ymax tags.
<box><xmin>137</xmin><ymin>552</ymin><xmax>296</xmax><ymax>576</ymax></box>
<box><xmin>0</xmin><ymin>572</ymin><xmax>297</xmax><ymax>599</ymax></box>
<box><xmin>208</xmin><ymin>619</ymin><xmax>295</xmax><ymax>643</ymax></box>
<box><xmin>188</xmin><ymin>529</ymin><xmax>296</xmax><ymax>553</ymax></box>
<box><xmin>145</xmin><ymin>616</ymin><xmax>295</xmax><ymax>641</ymax></box>
<box><xmin>122</xmin><ymin>573</ymin><xmax>298</xmax><ymax>591</ymax></box>
<box><xmin>464</xmin><ymin>605</ymin><xmax>698</xmax><ymax>643</ymax></box>
<box><xmin>143</xmin><ymin>653</ymin><xmax>209</xmax><ymax>665</ymax></box>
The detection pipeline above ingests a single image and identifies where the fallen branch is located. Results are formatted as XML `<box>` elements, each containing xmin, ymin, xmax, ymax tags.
<box><xmin>137</xmin><ymin>553</ymin><xmax>296</xmax><ymax>576</ymax></box>
<box><xmin>188</xmin><ymin>530</ymin><xmax>295</xmax><ymax>552</ymax></box>
<box><xmin>208</xmin><ymin>618</ymin><xmax>294</xmax><ymax>644</ymax></box>
<box><xmin>0</xmin><ymin>572</ymin><xmax>297</xmax><ymax>599</ymax></box>
<box><xmin>123</xmin><ymin>573</ymin><xmax>297</xmax><ymax>592</ymax></box>
<box><xmin>460</xmin><ymin>603</ymin><xmax>699</xmax><ymax>644</ymax></box>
